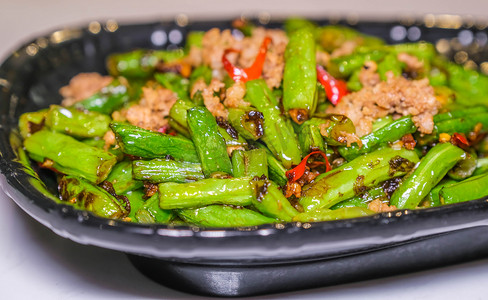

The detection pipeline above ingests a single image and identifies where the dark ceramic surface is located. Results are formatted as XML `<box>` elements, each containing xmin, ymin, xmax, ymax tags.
<box><xmin>1</xmin><ymin>18</ymin><xmax>488</xmax><ymax>296</ymax></box>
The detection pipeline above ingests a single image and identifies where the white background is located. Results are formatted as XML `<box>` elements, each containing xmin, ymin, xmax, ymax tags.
<box><xmin>2</xmin><ymin>1</ymin><xmax>488</xmax><ymax>299</ymax></box>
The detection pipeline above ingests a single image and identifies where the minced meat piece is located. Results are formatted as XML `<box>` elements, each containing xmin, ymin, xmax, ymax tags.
<box><xmin>368</xmin><ymin>199</ymin><xmax>398</xmax><ymax>213</ymax></box>
<box><xmin>223</xmin><ymin>81</ymin><xmax>250</xmax><ymax>108</ymax></box>
<box><xmin>125</xmin><ymin>85</ymin><xmax>177</xmax><ymax>131</ymax></box>
<box><xmin>328</xmin><ymin>74</ymin><xmax>440</xmax><ymax>136</ymax></box>
<box><xmin>359</xmin><ymin>61</ymin><xmax>380</xmax><ymax>87</ymax></box>
<box><xmin>191</xmin><ymin>78</ymin><xmax>228</xmax><ymax>119</ymax></box>
<box><xmin>60</xmin><ymin>73</ymin><xmax>112</xmax><ymax>106</ymax></box>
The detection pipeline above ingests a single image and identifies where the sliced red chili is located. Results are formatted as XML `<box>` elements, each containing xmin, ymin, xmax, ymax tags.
<box><xmin>222</xmin><ymin>37</ymin><xmax>272</xmax><ymax>83</ymax></box>
<box><xmin>286</xmin><ymin>150</ymin><xmax>331</xmax><ymax>183</ymax></box>
<box><xmin>452</xmin><ymin>132</ymin><xmax>469</xmax><ymax>147</ymax></box>
<box><xmin>316</xmin><ymin>64</ymin><xmax>348</xmax><ymax>105</ymax></box>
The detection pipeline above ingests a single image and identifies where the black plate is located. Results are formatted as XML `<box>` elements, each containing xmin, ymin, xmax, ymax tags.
<box><xmin>2</xmin><ymin>18</ymin><xmax>488</xmax><ymax>297</ymax></box>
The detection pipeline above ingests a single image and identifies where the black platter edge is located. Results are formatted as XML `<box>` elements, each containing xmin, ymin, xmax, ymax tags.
<box><xmin>2</xmin><ymin>17</ymin><xmax>488</xmax><ymax>297</ymax></box>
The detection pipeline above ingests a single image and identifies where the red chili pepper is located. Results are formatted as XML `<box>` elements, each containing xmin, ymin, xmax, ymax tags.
<box><xmin>452</xmin><ymin>132</ymin><xmax>469</xmax><ymax>147</ymax></box>
<box><xmin>316</xmin><ymin>64</ymin><xmax>348</xmax><ymax>105</ymax></box>
<box><xmin>222</xmin><ymin>37</ymin><xmax>272</xmax><ymax>83</ymax></box>
<box><xmin>285</xmin><ymin>150</ymin><xmax>331</xmax><ymax>183</ymax></box>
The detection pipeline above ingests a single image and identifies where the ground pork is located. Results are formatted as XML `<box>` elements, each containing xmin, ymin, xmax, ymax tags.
<box><xmin>59</xmin><ymin>73</ymin><xmax>112</xmax><ymax>106</ymax></box>
<box><xmin>328</xmin><ymin>74</ymin><xmax>440</xmax><ymax>137</ymax></box>
<box><xmin>397</xmin><ymin>52</ymin><xmax>424</xmax><ymax>74</ymax></box>
<box><xmin>239</xmin><ymin>27</ymin><xmax>288</xmax><ymax>89</ymax></box>
<box><xmin>368</xmin><ymin>199</ymin><xmax>398</xmax><ymax>213</ymax></box>
<box><xmin>223</xmin><ymin>81</ymin><xmax>250</xmax><ymax>108</ymax></box>
<box><xmin>330</xmin><ymin>40</ymin><xmax>358</xmax><ymax>58</ymax></box>
<box><xmin>191</xmin><ymin>78</ymin><xmax>228</xmax><ymax>118</ymax></box>
<box><xmin>359</xmin><ymin>61</ymin><xmax>380</xmax><ymax>87</ymax></box>
<box><xmin>201</xmin><ymin>28</ymin><xmax>239</xmax><ymax>79</ymax></box>
<box><xmin>124</xmin><ymin>85</ymin><xmax>177</xmax><ymax>131</ymax></box>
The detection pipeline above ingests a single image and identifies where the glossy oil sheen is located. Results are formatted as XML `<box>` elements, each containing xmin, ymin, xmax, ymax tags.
<box><xmin>2</xmin><ymin>18</ymin><xmax>488</xmax><ymax>297</ymax></box>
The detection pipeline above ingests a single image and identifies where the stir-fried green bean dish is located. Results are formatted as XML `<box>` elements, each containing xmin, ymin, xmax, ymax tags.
<box><xmin>17</xmin><ymin>18</ymin><xmax>488</xmax><ymax>227</ymax></box>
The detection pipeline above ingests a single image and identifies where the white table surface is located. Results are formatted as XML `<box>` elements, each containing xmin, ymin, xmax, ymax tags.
<box><xmin>3</xmin><ymin>1</ymin><xmax>488</xmax><ymax>299</ymax></box>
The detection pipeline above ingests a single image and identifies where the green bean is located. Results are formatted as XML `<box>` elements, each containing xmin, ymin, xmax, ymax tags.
<box><xmin>11</xmin><ymin>133</ymin><xmax>59</xmax><ymax>202</ymax></box>
<box><xmin>135</xmin><ymin>193</ymin><xmax>173</xmax><ymax>224</ymax></box>
<box><xmin>440</xmin><ymin>173</ymin><xmax>488</xmax><ymax>205</ymax></box>
<box><xmin>231</xmin><ymin>149</ymin><xmax>268</xmax><ymax>178</ymax></box>
<box><xmin>110</xmin><ymin>122</ymin><xmax>199</xmax><ymax>162</ymax></box>
<box><xmin>58</xmin><ymin>175</ymin><xmax>127</xmax><ymax>219</ymax></box>
<box><xmin>159</xmin><ymin>177</ymin><xmax>254</xmax><ymax>209</ymax></box>
<box><xmin>423</xmin><ymin>178</ymin><xmax>457</xmax><ymax>208</ymax></box>
<box><xmin>372</xmin><ymin>115</ymin><xmax>393</xmax><ymax>131</ymax></box>
<box><xmin>253</xmin><ymin>142</ymin><xmax>288</xmax><ymax>186</ymax></box>
<box><xmin>73</xmin><ymin>78</ymin><xmax>130</xmax><ymax>114</ymax></box>
<box><xmin>106</xmin><ymin>49</ymin><xmax>185</xmax><ymax>78</ymax></box>
<box><xmin>245</xmin><ymin>79</ymin><xmax>301</xmax><ymax>169</ymax></box>
<box><xmin>187</xmin><ymin>106</ymin><xmax>233</xmax><ymax>177</ymax></box>
<box><xmin>293</xmin><ymin>207</ymin><xmax>375</xmax><ymax>222</ymax></box>
<box><xmin>283</xmin><ymin>27</ymin><xmax>317</xmax><ymax>123</ymax></box>
<box><xmin>24</xmin><ymin>130</ymin><xmax>117</xmax><ymax>184</ymax></box>
<box><xmin>300</xmin><ymin>147</ymin><xmax>419</xmax><ymax>211</ymax></box>
<box><xmin>81</xmin><ymin>137</ymin><xmax>124</xmax><ymax>161</ymax></box>
<box><xmin>390</xmin><ymin>142</ymin><xmax>466</xmax><ymax>209</ymax></box>
<box><xmin>298</xmin><ymin>123</ymin><xmax>326</xmax><ymax>155</ymax></box>
<box><xmin>106</xmin><ymin>160</ymin><xmax>144</xmax><ymax>194</ymax></box>
<box><xmin>45</xmin><ymin>105</ymin><xmax>111</xmax><ymax>138</ymax></box>
<box><xmin>433</xmin><ymin>106</ymin><xmax>488</xmax><ymax>123</ymax></box>
<box><xmin>177</xmin><ymin>205</ymin><xmax>276</xmax><ymax>227</ymax></box>
<box><xmin>250</xmin><ymin>179</ymin><xmax>299</xmax><ymax>222</ymax></box>
<box><xmin>330</xmin><ymin>48</ymin><xmax>387</xmax><ymax>77</ymax></box>
<box><xmin>447</xmin><ymin>151</ymin><xmax>477</xmax><ymax>180</ymax></box>
<box><xmin>185</xmin><ymin>31</ymin><xmax>204</xmax><ymax>50</ymax></box>
<box><xmin>443</xmin><ymin>61</ymin><xmax>488</xmax><ymax>106</ymax></box>
<box><xmin>132</xmin><ymin>159</ymin><xmax>204</xmax><ymax>183</ymax></box>
<box><xmin>377</xmin><ymin>53</ymin><xmax>405</xmax><ymax>80</ymax></box>
<box><xmin>189</xmin><ymin>65</ymin><xmax>212</xmax><ymax>87</ymax></box>
<box><xmin>123</xmin><ymin>189</ymin><xmax>146</xmax><ymax>221</ymax></box>
<box><xmin>390</xmin><ymin>42</ymin><xmax>436</xmax><ymax>62</ymax></box>
<box><xmin>435</xmin><ymin>113</ymin><xmax>488</xmax><ymax>135</ymax></box>
<box><xmin>154</xmin><ymin>72</ymin><xmax>190</xmax><ymax>101</ymax></box>
<box><xmin>473</xmin><ymin>157</ymin><xmax>488</xmax><ymax>176</ymax></box>
<box><xmin>338</xmin><ymin>116</ymin><xmax>416</xmax><ymax>161</ymax></box>
<box><xmin>346</xmin><ymin>69</ymin><xmax>362</xmax><ymax>92</ymax></box>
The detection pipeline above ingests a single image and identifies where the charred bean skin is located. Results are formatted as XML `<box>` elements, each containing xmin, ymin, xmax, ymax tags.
<box><xmin>299</xmin><ymin>147</ymin><xmax>419</xmax><ymax>211</ymax></box>
<box><xmin>250</xmin><ymin>179</ymin><xmax>299</xmax><ymax>222</ymax></box>
<box><xmin>58</xmin><ymin>175</ymin><xmax>127</xmax><ymax>219</ymax></box>
<box><xmin>390</xmin><ymin>143</ymin><xmax>466</xmax><ymax>209</ymax></box>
